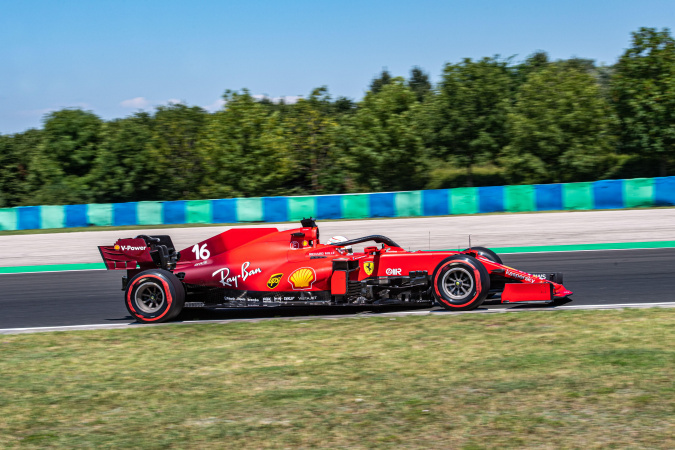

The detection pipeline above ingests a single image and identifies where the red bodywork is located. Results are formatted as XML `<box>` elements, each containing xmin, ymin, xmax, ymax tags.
<box><xmin>99</xmin><ymin>222</ymin><xmax>572</xmax><ymax>308</ymax></box>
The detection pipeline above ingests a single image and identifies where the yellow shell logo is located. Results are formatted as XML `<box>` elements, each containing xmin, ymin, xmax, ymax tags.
<box><xmin>267</xmin><ymin>273</ymin><xmax>283</xmax><ymax>289</ymax></box>
<box><xmin>289</xmin><ymin>267</ymin><xmax>316</xmax><ymax>290</ymax></box>
<box><xmin>114</xmin><ymin>244</ymin><xmax>120</xmax><ymax>250</ymax></box>
<box><xmin>363</xmin><ymin>261</ymin><xmax>375</xmax><ymax>276</ymax></box>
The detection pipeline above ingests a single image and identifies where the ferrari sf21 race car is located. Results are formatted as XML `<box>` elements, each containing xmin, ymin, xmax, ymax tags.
<box><xmin>98</xmin><ymin>219</ymin><xmax>573</xmax><ymax>323</ymax></box>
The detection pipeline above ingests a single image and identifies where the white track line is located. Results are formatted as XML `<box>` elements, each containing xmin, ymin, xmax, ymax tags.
<box><xmin>1</xmin><ymin>302</ymin><xmax>674</xmax><ymax>335</ymax></box>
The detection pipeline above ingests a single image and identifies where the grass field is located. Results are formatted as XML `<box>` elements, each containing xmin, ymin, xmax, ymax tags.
<box><xmin>1</xmin><ymin>308</ymin><xmax>673</xmax><ymax>448</ymax></box>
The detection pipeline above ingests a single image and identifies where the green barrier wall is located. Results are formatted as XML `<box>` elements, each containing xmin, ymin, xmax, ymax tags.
<box><xmin>41</xmin><ymin>205</ymin><xmax>65</xmax><ymax>229</ymax></box>
<box><xmin>342</xmin><ymin>194</ymin><xmax>370</xmax><ymax>219</ymax></box>
<box><xmin>236</xmin><ymin>197</ymin><xmax>264</xmax><ymax>222</ymax></box>
<box><xmin>289</xmin><ymin>196</ymin><xmax>317</xmax><ymax>221</ymax></box>
<box><xmin>624</xmin><ymin>178</ymin><xmax>654</xmax><ymax>208</ymax></box>
<box><xmin>88</xmin><ymin>203</ymin><xmax>113</xmax><ymax>227</ymax></box>
<box><xmin>450</xmin><ymin>187</ymin><xmax>478</xmax><ymax>215</ymax></box>
<box><xmin>563</xmin><ymin>182</ymin><xmax>594</xmax><ymax>210</ymax></box>
<box><xmin>504</xmin><ymin>185</ymin><xmax>536</xmax><ymax>212</ymax></box>
<box><xmin>186</xmin><ymin>200</ymin><xmax>212</xmax><ymax>224</ymax></box>
<box><xmin>0</xmin><ymin>208</ymin><xmax>17</xmax><ymax>231</ymax></box>
<box><xmin>395</xmin><ymin>191</ymin><xmax>423</xmax><ymax>217</ymax></box>
<box><xmin>1</xmin><ymin>177</ymin><xmax>673</xmax><ymax>231</ymax></box>
<box><xmin>137</xmin><ymin>202</ymin><xmax>162</xmax><ymax>225</ymax></box>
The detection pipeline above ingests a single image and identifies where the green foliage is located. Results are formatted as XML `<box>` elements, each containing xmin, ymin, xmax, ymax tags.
<box><xmin>408</xmin><ymin>66</ymin><xmax>432</xmax><ymax>102</ymax></box>
<box><xmin>30</xmin><ymin>109</ymin><xmax>103</xmax><ymax>205</ymax></box>
<box><xmin>503</xmin><ymin>61</ymin><xmax>618</xmax><ymax>184</ymax></box>
<box><xmin>278</xmin><ymin>87</ymin><xmax>343</xmax><ymax>194</ymax></box>
<box><xmin>343</xmin><ymin>78</ymin><xmax>424</xmax><ymax>192</ymax></box>
<box><xmin>612</xmin><ymin>27</ymin><xmax>675</xmax><ymax>176</ymax></box>
<box><xmin>428</xmin><ymin>57</ymin><xmax>514</xmax><ymax>186</ymax></box>
<box><xmin>369</xmin><ymin>69</ymin><xmax>393</xmax><ymax>94</ymax></box>
<box><xmin>148</xmin><ymin>103</ymin><xmax>209</xmax><ymax>200</ymax></box>
<box><xmin>0</xmin><ymin>130</ymin><xmax>41</xmax><ymax>207</ymax></box>
<box><xmin>90</xmin><ymin>113</ymin><xmax>157</xmax><ymax>202</ymax></box>
<box><xmin>197</xmin><ymin>90</ymin><xmax>293</xmax><ymax>198</ymax></box>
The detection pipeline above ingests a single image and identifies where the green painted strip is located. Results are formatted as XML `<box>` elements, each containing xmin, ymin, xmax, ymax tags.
<box><xmin>0</xmin><ymin>263</ymin><xmax>107</xmax><ymax>274</ymax></box>
<box><xmin>492</xmin><ymin>241</ymin><xmax>675</xmax><ymax>253</ymax></box>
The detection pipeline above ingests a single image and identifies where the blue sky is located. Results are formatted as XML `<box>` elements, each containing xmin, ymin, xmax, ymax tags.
<box><xmin>1</xmin><ymin>0</ymin><xmax>673</xmax><ymax>134</ymax></box>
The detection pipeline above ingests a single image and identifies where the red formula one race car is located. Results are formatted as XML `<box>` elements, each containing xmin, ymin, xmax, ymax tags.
<box><xmin>99</xmin><ymin>219</ymin><xmax>573</xmax><ymax>323</ymax></box>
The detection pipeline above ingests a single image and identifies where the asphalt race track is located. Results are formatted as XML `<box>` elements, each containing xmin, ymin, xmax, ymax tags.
<box><xmin>1</xmin><ymin>248</ymin><xmax>674</xmax><ymax>330</ymax></box>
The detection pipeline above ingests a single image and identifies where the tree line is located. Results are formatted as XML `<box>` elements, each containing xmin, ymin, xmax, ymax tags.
<box><xmin>1</xmin><ymin>27</ymin><xmax>674</xmax><ymax>208</ymax></box>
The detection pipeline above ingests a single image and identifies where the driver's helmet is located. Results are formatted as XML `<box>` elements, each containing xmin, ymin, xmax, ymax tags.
<box><xmin>327</xmin><ymin>235</ymin><xmax>352</xmax><ymax>253</ymax></box>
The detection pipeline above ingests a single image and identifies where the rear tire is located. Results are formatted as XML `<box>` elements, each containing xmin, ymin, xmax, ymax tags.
<box><xmin>125</xmin><ymin>269</ymin><xmax>185</xmax><ymax>323</ymax></box>
<box><xmin>432</xmin><ymin>255</ymin><xmax>490</xmax><ymax>310</ymax></box>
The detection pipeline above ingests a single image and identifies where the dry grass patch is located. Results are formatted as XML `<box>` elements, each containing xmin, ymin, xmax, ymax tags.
<box><xmin>0</xmin><ymin>309</ymin><xmax>673</xmax><ymax>448</ymax></box>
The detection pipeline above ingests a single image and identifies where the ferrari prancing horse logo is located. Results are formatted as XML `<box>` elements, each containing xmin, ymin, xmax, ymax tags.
<box><xmin>363</xmin><ymin>261</ymin><xmax>375</xmax><ymax>276</ymax></box>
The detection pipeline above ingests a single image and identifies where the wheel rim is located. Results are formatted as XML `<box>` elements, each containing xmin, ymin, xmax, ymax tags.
<box><xmin>135</xmin><ymin>281</ymin><xmax>165</xmax><ymax>313</ymax></box>
<box><xmin>441</xmin><ymin>266</ymin><xmax>474</xmax><ymax>301</ymax></box>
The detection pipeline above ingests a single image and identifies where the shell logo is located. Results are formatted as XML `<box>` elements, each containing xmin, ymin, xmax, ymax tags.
<box><xmin>288</xmin><ymin>267</ymin><xmax>316</xmax><ymax>290</ymax></box>
<box><xmin>114</xmin><ymin>244</ymin><xmax>120</xmax><ymax>250</ymax></box>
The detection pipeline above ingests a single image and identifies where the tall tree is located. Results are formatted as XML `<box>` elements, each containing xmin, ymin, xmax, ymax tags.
<box><xmin>197</xmin><ymin>89</ymin><xmax>293</xmax><ymax>198</ymax></box>
<box><xmin>149</xmin><ymin>103</ymin><xmax>208</xmax><ymax>200</ymax></box>
<box><xmin>90</xmin><ymin>113</ymin><xmax>157</xmax><ymax>202</ymax></box>
<box><xmin>369</xmin><ymin>69</ymin><xmax>393</xmax><ymax>94</ymax></box>
<box><xmin>281</xmin><ymin>87</ymin><xmax>342</xmax><ymax>194</ymax></box>
<box><xmin>429</xmin><ymin>57</ymin><xmax>514</xmax><ymax>186</ymax></box>
<box><xmin>30</xmin><ymin>109</ymin><xmax>103</xmax><ymax>204</ymax></box>
<box><xmin>0</xmin><ymin>130</ymin><xmax>41</xmax><ymax>207</ymax></box>
<box><xmin>344</xmin><ymin>78</ymin><xmax>424</xmax><ymax>192</ymax></box>
<box><xmin>503</xmin><ymin>61</ymin><xmax>617</xmax><ymax>183</ymax></box>
<box><xmin>407</xmin><ymin>66</ymin><xmax>432</xmax><ymax>102</ymax></box>
<box><xmin>612</xmin><ymin>27</ymin><xmax>675</xmax><ymax>176</ymax></box>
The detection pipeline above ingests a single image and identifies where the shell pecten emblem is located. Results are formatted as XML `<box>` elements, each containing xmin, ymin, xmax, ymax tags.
<box><xmin>288</xmin><ymin>267</ymin><xmax>316</xmax><ymax>290</ymax></box>
<box><xmin>363</xmin><ymin>261</ymin><xmax>375</xmax><ymax>276</ymax></box>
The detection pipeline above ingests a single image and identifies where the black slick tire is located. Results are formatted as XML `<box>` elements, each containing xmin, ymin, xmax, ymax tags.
<box><xmin>125</xmin><ymin>269</ymin><xmax>185</xmax><ymax>323</ymax></box>
<box><xmin>432</xmin><ymin>255</ymin><xmax>490</xmax><ymax>311</ymax></box>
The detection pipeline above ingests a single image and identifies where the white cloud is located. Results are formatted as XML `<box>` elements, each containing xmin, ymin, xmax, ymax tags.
<box><xmin>120</xmin><ymin>97</ymin><xmax>150</xmax><ymax>108</ymax></box>
<box><xmin>204</xmin><ymin>98</ymin><xmax>225</xmax><ymax>112</ymax></box>
<box><xmin>251</xmin><ymin>95</ymin><xmax>302</xmax><ymax>104</ymax></box>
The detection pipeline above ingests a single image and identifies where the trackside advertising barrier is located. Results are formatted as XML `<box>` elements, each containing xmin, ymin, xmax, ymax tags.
<box><xmin>1</xmin><ymin>177</ymin><xmax>674</xmax><ymax>231</ymax></box>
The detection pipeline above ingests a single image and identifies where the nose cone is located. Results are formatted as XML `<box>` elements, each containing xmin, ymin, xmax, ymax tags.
<box><xmin>554</xmin><ymin>285</ymin><xmax>573</xmax><ymax>298</ymax></box>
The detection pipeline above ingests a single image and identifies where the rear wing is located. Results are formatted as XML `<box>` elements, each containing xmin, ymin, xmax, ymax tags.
<box><xmin>98</xmin><ymin>235</ymin><xmax>179</xmax><ymax>270</ymax></box>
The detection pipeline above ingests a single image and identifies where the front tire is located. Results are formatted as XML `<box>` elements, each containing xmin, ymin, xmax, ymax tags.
<box><xmin>463</xmin><ymin>246</ymin><xmax>502</xmax><ymax>264</ymax></box>
<box><xmin>125</xmin><ymin>269</ymin><xmax>185</xmax><ymax>323</ymax></box>
<box><xmin>432</xmin><ymin>255</ymin><xmax>490</xmax><ymax>310</ymax></box>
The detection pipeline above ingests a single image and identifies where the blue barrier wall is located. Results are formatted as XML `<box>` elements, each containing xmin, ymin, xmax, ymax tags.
<box><xmin>1</xmin><ymin>176</ymin><xmax>674</xmax><ymax>231</ymax></box>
